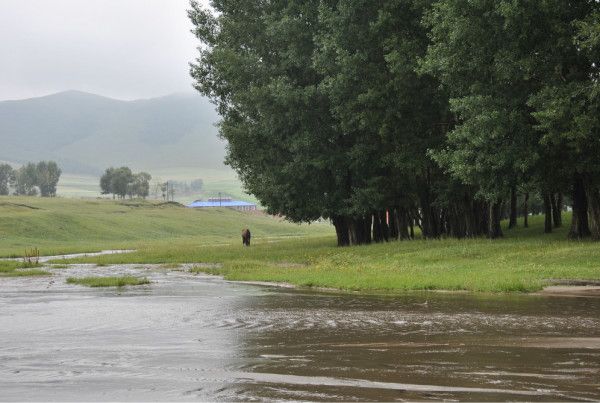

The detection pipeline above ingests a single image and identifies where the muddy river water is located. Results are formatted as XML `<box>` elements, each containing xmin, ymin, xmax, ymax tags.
<box><xmin>1</xmin><ymin>263</ymin><xmax>599</xmax><ymax>401</ymax></box>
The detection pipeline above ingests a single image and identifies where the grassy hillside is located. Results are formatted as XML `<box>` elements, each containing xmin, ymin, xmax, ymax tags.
<box><xmin>0</xmin><ymin>91</ymin><xmax>226</xmax><ymax>174</ymax></box>
<box><xmin>63</xmin><ymin>212</ymin><xmax>600</xmax><ymax>293</ymax></box>
<box><xmin>0</xmin><ymin>196</ymin><xmax>331</xmax><ymax>257</ymax></box>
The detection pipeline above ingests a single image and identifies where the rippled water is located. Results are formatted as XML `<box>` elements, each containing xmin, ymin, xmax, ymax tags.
<box><xmin>1</xmin><ymin>264</ymin><xmax>599</xmax><ymax>401</ymax></box>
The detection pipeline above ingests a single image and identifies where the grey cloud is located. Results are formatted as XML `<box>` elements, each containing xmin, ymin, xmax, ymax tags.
<box><xmin>0</xmin><ymin>0</ymin><xmax>210</xmax><ymax>100</ymax></box>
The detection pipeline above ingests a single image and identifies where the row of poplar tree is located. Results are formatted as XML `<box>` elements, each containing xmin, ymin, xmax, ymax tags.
<box><xmin>189</xmin><ymin>0</ymin><xmax>600</xmax><ymax>246</ymax></box>
<box><xmin>99</xmin><ymin>167</ymin><xmax>152</xmax><ymax>199</ymax></box>
<box><xmin>0</xmin><ymin>162</ymin><xmax>62</xmax><ymax>197</ymax></box>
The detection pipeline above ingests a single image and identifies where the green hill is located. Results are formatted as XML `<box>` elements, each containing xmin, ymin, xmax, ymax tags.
<box><xmin>0</xmin><ymin>196</ymin><xmax>332</xmax><ymax>257</ymax></box>
<box><xmin>0</xmin><ymin>91</ymin><xmax>226</xmax><ymax>174</ymax></box>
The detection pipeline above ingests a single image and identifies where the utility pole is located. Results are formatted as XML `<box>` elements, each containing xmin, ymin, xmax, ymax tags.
<box><xmin>219</xmin><ymin>192</ymin><xmax>222</xmax><ymax>206</ymax></box>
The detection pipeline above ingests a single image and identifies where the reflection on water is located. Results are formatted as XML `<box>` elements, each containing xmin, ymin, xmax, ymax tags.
<box><xmin>0</xmin><ymin>264</ymin><xmax>599</xmax><ymax>401</ymax></box>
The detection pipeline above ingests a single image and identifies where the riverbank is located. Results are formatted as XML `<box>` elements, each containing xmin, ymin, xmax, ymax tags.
<box><xmin>58</xmin><ymin>213</ymin><xmax>600</xmax><ymax>293</ymax></box>
<box><xmin>3</xmin><ymin>196</ymin><xmax>600</xmax><ymax>293</ymax></box>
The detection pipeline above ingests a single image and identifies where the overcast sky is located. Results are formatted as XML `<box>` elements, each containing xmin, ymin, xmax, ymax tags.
<box><xmin>0</xmin><ymin>0</ymin><xmax>210</xmax><ymax>101</ymax></box>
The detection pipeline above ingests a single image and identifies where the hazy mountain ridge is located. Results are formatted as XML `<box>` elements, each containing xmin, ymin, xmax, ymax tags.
<box><xmin>0</xmin><ymin>91</ymin><xmax>226</xmax><ymax>174</ymax></box>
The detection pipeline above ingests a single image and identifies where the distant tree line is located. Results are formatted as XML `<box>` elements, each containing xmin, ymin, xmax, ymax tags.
<box><xmin>163</xmin><ymin>179</ymin><xmax>203</xmax><ymax>196</ymax></box>
<box><xmin>190</xmin><ymin>1</ymin><xmax>600</xmax><ymax>246</ymax></box>
<box><xmin>0</xmin><ymin>161</ymin><xmax>61</xmax><ymax>197</ymax></box>
<box><xmin>100</xmin><ymin>167</ymin><xmax>151</xmax><ymax>199</ymax></box>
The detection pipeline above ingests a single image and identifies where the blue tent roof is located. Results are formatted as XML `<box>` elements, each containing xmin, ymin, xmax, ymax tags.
<box><xmin>187</xmin><ymin>200</ymin><xmax>256</xmax><ymax>208</ymax></box>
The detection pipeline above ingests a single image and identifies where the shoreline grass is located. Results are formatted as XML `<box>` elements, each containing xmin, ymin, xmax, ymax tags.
<box><xmin>66</xmin><ymin>276</ymin><xmax>150</xmax><ymax>287</ymax></box>
<box><xmin>3</xmin><ymin>196</ymin><xmax>600</xmax><ymax>294</ymax></box>
<box><xmin>58</xmin><ymin>213</ymin><xmax>600</xmax><ymax>294</ymax></box>
<box><xmin>0</xmin><ymin>261</ymin><xmax>50</xmax><ymax>277</ymax></box>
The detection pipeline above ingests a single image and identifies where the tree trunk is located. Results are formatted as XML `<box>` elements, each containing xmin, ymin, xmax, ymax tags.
<box><xmin>585</xmin><ymin>185</ymin><xmax>600</xmax><ymax>240</ymax></box>
<box><xmin>389</xmin><ymin>208</ymin><xmax>399</xmax><ymax>240</ymax></box>
<box><xmin>398</xmin><ymin>208</ymin><xmax>410</xmax><ymax>240</ymax></box>
<box><xmin>372</xmin><ymin>213</ymin><xmax>382</xmax><ymax>243</ymax></box>
<box><xmin>487</xmin><ymin>201</ymin><xmax>503</xmax><ymax>239</ymax></box>
<box><xmin>569</xmin><ymin>174</ymin><xmax>591</xmax><ymax>239</ymax></box>
<box><xmin>332</xmin><ymin>216</ymin><xmax>349</xmax><ymax>247</ymax></box>
<box><xmin>556</xmin><ymin>193</ymin><xmax>563</xmax><ymax>225</ymax></box>
<box><xmin>379</xmin><ymin>210</ymin><xmax>389</xmax><ymax>242</ymax></box>
<box><xmin>551</xmin><ymin>193</ymin><xmax>562</xmax><ymax>228</ymax></box>
<box><xmin>523</xmin><ymin>192</ymin><xmax>529</xmax><ymax>228</ymax></box>
<box><xmin>418</xmin><ymin>176</ymin><xmax>441</xmax><ymax>239</ymax></box>
<box><xmin>508</xmin><ymin>187</ymin><xmax>517</xmax><ymax>229</ymax></box>
<box><xmin>543</xmin><ymin>193</ymin><xmax>553</xmax><ymax>233</ymax></box>
<box><xmin>349</xmin><ymin>216</ymin><xmax>372</xmax><ymax>246</ymax></box>
<box><xmin>363</xmin><ymin>216</ymin><xmax>372</xmax><ymax>244</ymax></box>
<box><xmin>371</xmin><ymin>212</ymin><xmax>389</xmax><ymax>243</ymax></box>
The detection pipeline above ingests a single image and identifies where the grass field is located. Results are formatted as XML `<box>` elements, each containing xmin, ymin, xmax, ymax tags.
<box><xmin>3</xmin><ymin>195</ymin><xmax>600</xmax><ymax>293</ymax></box>
<box><xmin>0</xmin><ymin>196</ymin><xmax>331</xmax><ymax>257</ymax></box>
<box><xmin>57</xmin><ymin>167</ymin><xmax>256</xmax><ymax>205</ymax></box>
<box><xmin>58</xmin><ymin>210</ymin><xmax>600</xmax><ymax>293</ymax></box>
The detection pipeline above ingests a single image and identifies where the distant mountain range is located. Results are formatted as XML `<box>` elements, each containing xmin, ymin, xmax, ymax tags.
<box><xmin>0</xmin><ymin>91</ymin><xmax>226</xmax><ymax>174</ymax></box>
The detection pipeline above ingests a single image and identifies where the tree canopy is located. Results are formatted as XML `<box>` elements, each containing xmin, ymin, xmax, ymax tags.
<box><xmin>0</xmin><ymin>161</ymin><xmax>62</xmax><ymax>197</ymax></box>
<box><xmin>190</xmin><ymin>0</ymin><xmax>600</xmax><ymax>245</ymax></box>
<box><xmin>100</xmin><ymin>167</ymin><xmax>152</xmax><ymax>199</ymax></box>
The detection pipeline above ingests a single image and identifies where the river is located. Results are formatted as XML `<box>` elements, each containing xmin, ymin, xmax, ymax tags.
<box><xmin>1</xmin><ymin>264</ymin><xmax>599</xmax><ymax>401</ymax></box>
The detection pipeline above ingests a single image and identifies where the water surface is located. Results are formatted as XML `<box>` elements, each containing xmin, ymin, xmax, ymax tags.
<box><xmin>1</xmin><ymin>264</ymin><xmax>599</xmax><ymax>401</ymax></box>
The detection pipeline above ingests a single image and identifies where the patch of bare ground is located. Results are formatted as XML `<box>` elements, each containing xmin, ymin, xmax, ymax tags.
<box><xmin>537</xmin><ymin>279</ymin><xmax>600</xmax><ymax>297</ymax></box>
<box><xmin>231</xmin><ymin>280</ymin><xmax>296</xmax><ymax>288</ymax></box>
<box><xmin>538</xmin><ymin>285</ymin><xmax>600</xmax><ymax>297</ymax></box>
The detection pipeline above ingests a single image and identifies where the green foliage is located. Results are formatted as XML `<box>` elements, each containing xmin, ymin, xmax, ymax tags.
<box><xmin>191</xmin><ymin>0</ymin><xmax>341</xmax><ymax>224</ymax></box>
<box><xmin>189</xmin><ymin>0</ymin><xmax>600</xmax><ymax>243</ymax></box>
<box><xmin>100</xmin><ymin>167</ymin><xmax>152</xmax><ymax>199</ymax></box>
<box><xmin>14</xmin><ymin>162</ymin><xmax>39</xmax><ymax>196</ymax></box>
<box><xmin>314</xmin><ymin>0</ymin><xmax>447</xmax><ymax>215</ymax></box>
<box><xmin>36</xmin><ymin>161</ymin><xmax>61</xmax><ymax>197</ymax></box>
<box><xmin>421</xmin><ymin>0</ymin><xmax>556</xmax><ymax>200</ymax></box>
<box><xmin>6</xmin><ymin>161</ymin><xmax>62</xmax><ymax>197</ymax></box>
<box><xmin>0</xmin><ymin>260</ymin><xmax>49</xmax><ymax>277</ymax></box>
<box><xmin>0</xmin><ymin>163</ymin><xmax>15</xmax><ymax>195</ymax></box>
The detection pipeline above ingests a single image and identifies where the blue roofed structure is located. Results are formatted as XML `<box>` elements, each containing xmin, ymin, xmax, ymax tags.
<box><xmin>187</xmin><ymin>197</ymin><xmax>257</xmax><ymax>211</ymax></box>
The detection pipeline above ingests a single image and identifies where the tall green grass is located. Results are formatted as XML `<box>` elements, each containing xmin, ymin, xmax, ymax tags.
<box><xmin>66</xmin><ymin>276</ymin><xmax>150</xmax><ymax>287</ymax></box>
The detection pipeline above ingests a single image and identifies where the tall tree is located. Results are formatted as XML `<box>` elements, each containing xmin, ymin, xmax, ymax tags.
<box><xmin>14</xmin><ymin>163</ymin><xmax>38</xmax><ymax>196</ymax></box>
<box><xmin>0</xmin><ymin>164</ymin><xmax>15</xmax><ymax>195</ymax></box>
<box><xmin>110</xmin><ymin>167</ymin><xmax>134</xmax><ymax>199</ymax></box>
<box><xmin>36</xmin><ymin>161</ymin><xmax>61</xmax><ymax>197</ymax></box>
<box><xmin>131</xmin><ymin>172</ymin><xmax>151</xmax><ymax>199</ymax></box>
<box><xmin>421</xmin><ymin>0</ymin><xmax>577</xmax><ymax>238</ymax></box>
<box><xmin>529</xmin><ymin>5</ymin><xmax>600</xmax><ymax>238</ymax></box>
<box><xmin>190</xmin><ymin>0</ymin><xmax>360</xmax><ymax>245</ymax></box>
<box><xmin>314</xmin><ymin>0</ymin><xmax>454</xmax><ymax>240</ymax></box>
<box><xmin>100</xmin><ymin>167</ymin><xmax>116</xmax><ymax>198</ymax></box>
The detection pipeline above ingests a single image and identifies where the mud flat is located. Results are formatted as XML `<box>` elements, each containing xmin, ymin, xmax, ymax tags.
<box><xmin>539</xmin><ymin>280</ymin><xmax>600</xmax><ymax>297</ymax></box>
